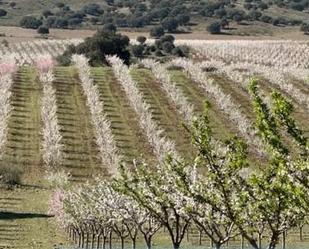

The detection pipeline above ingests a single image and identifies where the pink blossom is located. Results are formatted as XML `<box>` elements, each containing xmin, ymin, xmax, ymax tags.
<box><xmin>0</xmin><ymin>58</ymin><xmax>17</xmax><ymax>76</ymax></box>
<box><xmin>49</xmin><ymin>189</ymin><xmax>66</xmax><ymax>227</ymax></box>
<box><xmin>35</xmin><ymin>55</ymin><xmax>55</xmax><ymax>73</ymax></box>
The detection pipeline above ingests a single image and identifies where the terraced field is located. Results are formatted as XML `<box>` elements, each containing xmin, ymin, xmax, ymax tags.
<box><xmin>0</xmin><ymin>59</ymin><xmax>308</xmax><ymax>248</ymax></box>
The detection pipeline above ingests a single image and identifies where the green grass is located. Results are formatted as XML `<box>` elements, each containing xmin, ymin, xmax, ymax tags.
<box><xmin>0</xmin><ymin>66</ymin><xmax>67</xmax><ymax>249</ymax></box>
<box><xmin>168</xmin><ymin>69</ymin><xmax>235</xmax><ymax>141</ymax></box>
<box><xmin>1</xmin><ymin>67</ymin><xmax>42</xmax><ymax>184</ymax></box>
<box><xmin>90</xmin><ymin>67</ymin><xmax>156</xmax><ymax>166</ymax></box>
<box><xmin>130</xmin><ymin>68</ymin><xmax>196</xmax><ymax>161</ymax></box>
<box><xmin>53</xmin><ymin>66</ymin><xmax>102</xmax><ymax>182</ymax></box>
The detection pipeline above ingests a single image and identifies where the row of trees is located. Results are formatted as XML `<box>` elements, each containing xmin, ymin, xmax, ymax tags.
<box><xmin>0</xmin><ymin>55</ymin><xmax>20</xmax><ymax>184</ymax></box>
<box><xmin>36</xmin><ymin>55</ymin><xmax>63</xmax><ymax>171</ymax></box>
<box><xmin>50</xmin><ymin>71</ymin><xmax>309</xmax><ymax>249</ymax></box>
<box><xmin>72</xmin><ymin>55</ymin><xmax>120</xmax><ymax>176</ymax></box>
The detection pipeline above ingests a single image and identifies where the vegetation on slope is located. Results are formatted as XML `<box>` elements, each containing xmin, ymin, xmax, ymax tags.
<box><xmin>0</xmin><ymin>0</ymin><xmax>308</xmax><ymax>36</ymax></box>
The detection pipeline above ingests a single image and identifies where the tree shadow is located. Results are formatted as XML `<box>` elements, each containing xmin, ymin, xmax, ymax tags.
<box><xmin>0</xmin><ymin>211</ymin><xmax>53</xmax><ymax>220</ymax></box>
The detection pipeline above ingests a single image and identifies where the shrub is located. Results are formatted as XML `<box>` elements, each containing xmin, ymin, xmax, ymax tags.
<box><xmin>162</xmin><ymin>17</ymin><xmax>179</xmax><ymax>32</ymax></box>
<box><xmin>160</xmin><ymin>35</ymin><xmax>175</xmax><ymax>44</ymax></box>
<box><xmin>248</xmin><ymin>10</ymin><xmax>262</xmax><ymax>20</ymax></box>
<box><xmin>131</xmin><ymin>44</ymin><xmax>145</xmax><ymax>58</ymax></box>
<box><xmin>1</xmin><ymin>39</ymin><xmax>8</xmax><ymax>47</ymax></box>
<box><xmin>150</xmin><ymin>26</ymin><xmax>165</xmax><ymax>38</ymax></box>
<box><xmin>0</xmin><ymin>164</ymin><xmax>23</xmax><ymax>185</ymax></box>
<box><xmin>68</xmin><ymin>17</ymin><xmax>83</xmax><ymax>26</ymax></box>
<box><xmin>45</xmin><ymin>16</ymin><xmax>57</xmax><ymax>27</ymax></box>
<box><xmin>260</xmin><ymin>15</ymin><xmax>273</xmax><ymax>23</ymax></box>
<box><xmin>177</xmin><ymin>45</ymin><xmax>190</xmax><ymax>57</ymax></box>
<box><xmin>155</xmin><ymin>50</ymin><xmax>164</xmax><ymax>57</ymax></box>
<box><xmin>20</xmin><ymin>16</ymin><xmax>42</xmax><ymax>29</ymax></box>
<box><xmin>90</xmin><ymin>17</ymin><xmax>99</xmax><ymax>25</ymax></box>
<box><xmin>58</xmin><ymin>30</ymin><xmax>130</xmax><ymax>66</ymax></box>
<box><xmin>0</xmin><ymin>9</ymin><xmax>7</xmax><ymax>17</ymax></box>
<box><xmin>300</xmin><ymin>22</ymin><xmax>309</xmax><ymax>34</ymax></box>
<box><xmin>162</xmin><ymin>41</ymin><xmax>175</xmax><ymax>53</ymax></box>
<box><xmin>207</xmin><ymin>21</ymin><xmax>221</xmax><ymax>34</ymax></box>
<box><xmin>56</xmin><ymin>2</ymin><xmax>65</xmax><ymax>8</ymax></box>
<box><xmin>176</xmin><ymin>14</ymin><xmax>190</xmax><ymax>25</ymax></box>
<box><xmin>137</xmin><ymin>36</ymin><xmax>147</xmax><ymax>44</ymax></box>
<box><xmin>42</xmin><ymin>10</ymin><xmax>53</xmax><ymax>18</ymax></box>
<box><xmin>102</xmin><ymin>23</ymin><xmax>117</xmax><ymax>33</ymax></box>
<box><xmin>9</xmin><ymin>2</ymin><xmax>16</xmax><ymax>8</ymax></box>
<box><xmin>37</xmin><ymin>25</ymin><xmax>49</xmax><ymax>34</ymax></box>
<box><xmin>82</xmin><ymin>3</ymin><xmax>104</xmax><ymax>16</ymax></box>
<box><xmin>171</xmin><ymin>47</ymin><xmax>185</xmax><ymax>57</ymax></box>
<box><xmin>54</xmin><ymin>18</ymin><xmax>68</xmax><ymax>28</ymax></box>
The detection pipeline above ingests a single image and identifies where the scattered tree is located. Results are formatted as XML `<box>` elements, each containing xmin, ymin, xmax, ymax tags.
<box><xmin>207</xmin><ymin>21</ymin><xmax>221</xmax><ymax>34</ymax></box>
<box><xmin>20</xmin><ymin>16</ymin><xmax>42</xmax><ymax>29</ymax></box>
<box><xmin>0</xmin><ymin>9</ymin><xmax>7</xmax><ymax>17</ymax></box>
<box><xmin>150</xmin><ymin>26</ymin><xmax>165</xmax><ymax>38</ymax></box>
<box><xmin>37</xmin><ymin>25</ymin><xmax>49</xmax><ymax>34</ymax></box>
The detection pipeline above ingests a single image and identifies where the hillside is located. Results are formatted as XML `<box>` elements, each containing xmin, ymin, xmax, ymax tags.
<box><xmin>0</xmin><ymin>39</ymin><xmax>308</xmax><ymax>248</ymax></box>
<box><xmin>0</xmin><ymin>0</ymin><xmax>308</xmax><ymax>37</ymax></box>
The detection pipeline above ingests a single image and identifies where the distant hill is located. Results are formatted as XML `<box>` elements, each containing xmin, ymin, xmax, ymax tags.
<box><xmin>0</xmin><ymin>0</ymin><xmax>308</xmax><ymax>36</ymax></box>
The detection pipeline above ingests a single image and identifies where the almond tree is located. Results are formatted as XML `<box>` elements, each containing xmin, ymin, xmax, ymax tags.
<box><xmin>157</xmin><ymin>79</ymin><xmax>309</xmax><ymax>249</ymax></box>
<box><xmin>35</xmin><ymin>54</ymin><xmax>63</xmax><ymax>172</ymax></box>
<box><xmin>0</xmin><ymin>55</ymin><xmax>16</xmax><ymax>159</ymax></box>
<box><xmin>72</xmin><ymin>54</ymin><xmax>120</xmax><ymax>176</ymax></box>
<box><xmin>107</xmin><ymin>55</ymin><xmax>179</xmax><ymax>163</ymax></box>
<box><xmin>116</xmin><ymin>159</ymin><xmax>191</xmax><ymax>249</ymax></box>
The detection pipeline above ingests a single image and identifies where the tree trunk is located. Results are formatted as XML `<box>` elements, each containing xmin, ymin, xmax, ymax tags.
<box><xmin>86</xmin><ymin>232</ymin><xmax>89</xmax><ymax>249</ymax></box>
<box><xmin>173</xmin><ymin>243</ymin><xmax>180</xmax><ymax>249</ymax></box>
<box><xmin>91</xmin><ymin>233</ymin><xmax>96</xmax><ymax>249</ymax></box>
<box><xmin>282</xmin><ymin>231</ymin><xmax>286</xmax><ymax>249</ymax></box>
<box><xmin>96</xmin><ymin>234</ymin><xmax>100</xmax><ymax>249</ymax></box>
<box><xmin>241</xmin><ymin>235</ymin><xmax>244</xmax><ymax>249</ymax></box>
<box><xmin>267</xmin><ymin>234</ymin><xmax>279</xmax><ymax>249</ymax></box>
<box><xmin>73</xmin><ymin>230</ymin><xmax>76</xmax><ymax>244</ymax></box>
<box><xmin>145</xmin><ymin>237</ymin><xmax>152</xmax><ymax>249</ymax></box>
<box><xmin>109</xmin><ymin>231</ymin><xmax>112</xmax><ymax>249</ymax></box>
<box><xmin>132</xmin><ymin>237</ymin><xmax>136</xmax><ymax>249</ymax></box>
<box><xmin>186</xmin><ymin>228</ymin><xmax>189</xmax><ymax>242</ymax></box>
<box><xmin>121</xmin><ymin>237</ymin><xmax>125</xmax><ymax>249</ymax></box>
<box><xmin>102</xmin><ymin>235</ymin><xmax>107</xmax><ymax>249</ymax></box>
<box><xmin>198</xmin><ymin>230</ymin><xmax>202</xmax><ymax>246</ymax></box>
<box><xmin>81</xmin><ymin>231</ymin><xmax>85</xmax><ymax>248</ymax></box>
<box><xmin>214</xmin><ymin>242</ymin><xmax>221</xmax><ymax>249</ymax></box>
<box><xmin>300</xmin><ymin>226</ymin><xmax>303</xmax><ymax>241</ymax></box>
<box><xmin>78</xmin><ymin>231</ymin><xmax>82</xmax><ymax>248</ymax></box>
<box><xmin>258</xmin><ymin>233</ymin><xmax>262</xmax><ymax>249</ymax></box>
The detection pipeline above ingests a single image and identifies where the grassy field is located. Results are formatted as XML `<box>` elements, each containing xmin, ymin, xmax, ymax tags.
<box><xmin>0</xmin><ymin>64</ymin><xmax>308</xmax><ymax>248</ymax></box>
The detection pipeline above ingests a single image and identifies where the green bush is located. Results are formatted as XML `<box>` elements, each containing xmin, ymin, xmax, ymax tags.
<box><xmin>0</xmin><ymin>9</ymin><xmax>7</xmax><ymax>17</ymax></box>
<box><xmin>37</xmin><ymin>26</ymin><xmax>49</xmax><ymax>34</ymax></box>
<box><xmin>162</xmin><ymin>41</ymin><xmax>175</xmax><ymax>53</ymax></box>
<box><xmin>137</xmin><ymin>36</ymin><xmax>147</xmax><ymax>44</ymax></box>
<box><xmin>150</xmin><ymin>26</ymin><xmax>165</xmax><ymax>38</ymax></box>
<box><xmin>207</xmin><ymin>21</ymin><xmax>221</xmax><ymax>34</ymax></box>
<box><xmin>20</xmin><ymin>16</ymin><xmax>42</xmax><ymax>29</ymax></box>
<box><xmin>300</xmin><ymin>22</ymin><xmax>309</xmax><ymax>34</ymax></box>
<box><xmin>57</xmin><ymin>30</ymin><xmax>130</xmax><ymax>66</ymax></box>
<box><xmin>131</xmin><ymin>44</ymin><xmax>145</xmax><ymax>58</ymax></box>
